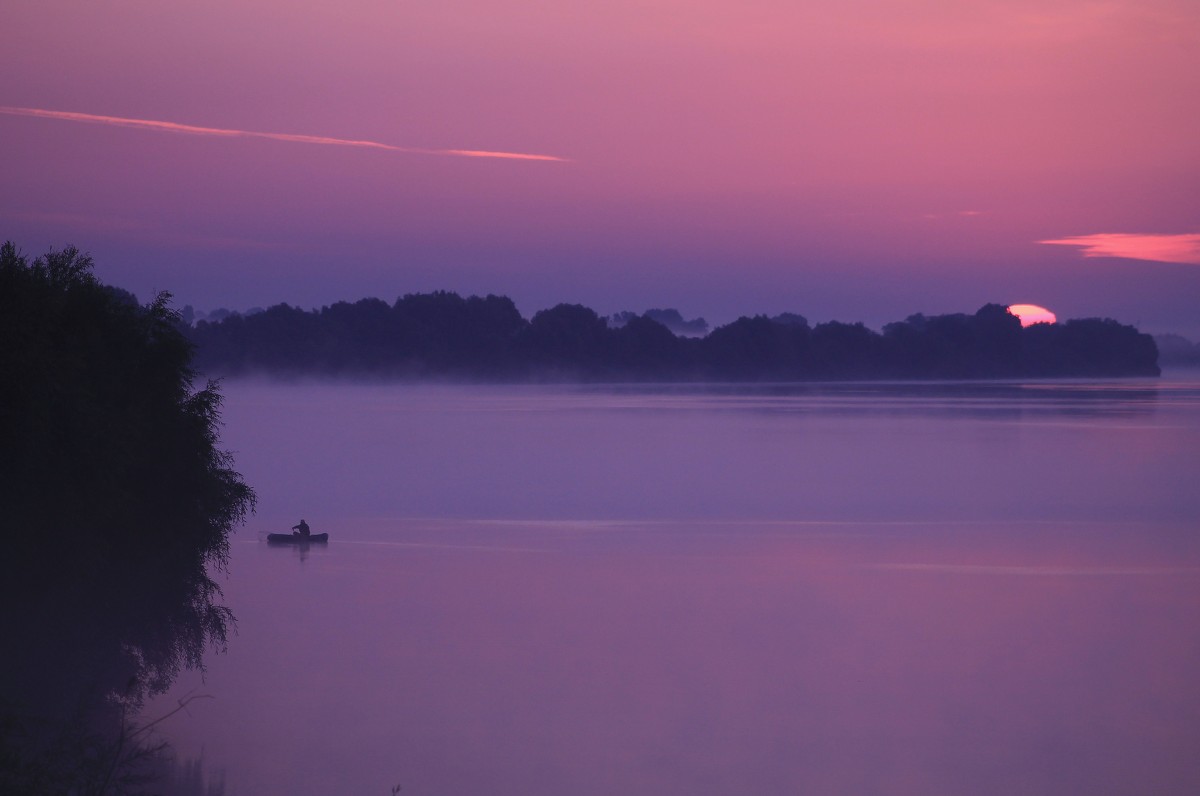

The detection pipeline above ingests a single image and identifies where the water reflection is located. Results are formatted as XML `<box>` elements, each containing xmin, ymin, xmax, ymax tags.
<box><xmin>148</xmin><ymin>380</ymin><xmax>1200</xmax><ymax>794</ymax></box>
<box><xmin>155</xmin><ymin>518</ymin><xmax>1200</xmax><ymax>795</ymax></box>
<box><xmin>582</xmin><ymin>379</ymin><xmax>1180</xmax><ymax>420</ymax></box>
<box><xmin>262</xmin><ymin>534</ymin><xmax>330</xmax><ymax>563</ymax></box>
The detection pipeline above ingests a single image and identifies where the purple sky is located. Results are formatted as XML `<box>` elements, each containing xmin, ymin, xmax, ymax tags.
<box><xmin>3</xmin><ymin>0</ymin><xmax>1198</xmax><ymax>333</ymax></box>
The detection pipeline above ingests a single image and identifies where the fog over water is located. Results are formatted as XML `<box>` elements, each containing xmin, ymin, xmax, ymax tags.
<box><xmin>150</xmin><ymin>378</ymin><xmax>1200</xmax><ymax>795</ymax></box>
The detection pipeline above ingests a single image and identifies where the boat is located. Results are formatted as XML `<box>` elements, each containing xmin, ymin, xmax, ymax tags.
<box><xmin>267</xmin><ymin>532</ymin><xmax>329</xmax><ymax>544</ymax></box>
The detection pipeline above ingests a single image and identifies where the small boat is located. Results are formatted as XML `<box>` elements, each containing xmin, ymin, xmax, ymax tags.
<box><xmin>267</xmin><ymin>532</ymin><xmax>329</xmax><ymax>544</ymax></box>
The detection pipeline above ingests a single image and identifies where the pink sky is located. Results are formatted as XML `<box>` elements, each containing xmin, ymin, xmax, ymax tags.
<box><xmin>2</xmin><ymin>0</ymin><xmax>1198</xmax><ymax>333</ymax></box>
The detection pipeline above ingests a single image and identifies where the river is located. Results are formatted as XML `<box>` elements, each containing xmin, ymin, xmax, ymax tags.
<box><xmin>149</xmin><ymin>377</ymin><xmax>1200</xmax><ymax>795</ymax></box>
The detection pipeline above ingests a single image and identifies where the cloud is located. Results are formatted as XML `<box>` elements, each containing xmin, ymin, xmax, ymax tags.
<box><xmin>1041</xmin><ymin>233</ymin><xmax>1200</xmax><ymax>265</ymax></box>
<box><xmin>919</xmin><ymin>210</ymin><xmax>986</xmax><ymax>220</ymax></box>
<box><xmin>0</xmin><ymin>106</ymin><xmax>569</xmax><ymax>163</ymax></box>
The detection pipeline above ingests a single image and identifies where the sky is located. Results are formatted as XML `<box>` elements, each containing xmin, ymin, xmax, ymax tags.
<box><xmin>2</xmin><ymin>0</ymin><xmax>1198</xmax><ymax>334</ymax></box>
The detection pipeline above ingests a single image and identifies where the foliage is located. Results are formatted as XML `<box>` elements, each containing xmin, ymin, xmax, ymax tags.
<box><xmin>187</xmin><ymin>290</ymin><xmax>1160</xmax><ymax>381</ymax></box>
<box><xmin>0</xmin><ymin>242</ymin><xmax>255</xmax><ymax>792</ymax></box>
<box><xmin>1154</xmin><ymin>333</ymin><xmax>1200</xmax><ymax>367</ymax></box>
<box><xmin>608</xmin><ymin>307</ymin><xmax>709</xmax><ymax>336</ymax></box>
<box><xmin>881</xmin><ymin>303</ymin><xmax>1023</xmax><ymax>378</ymax></box>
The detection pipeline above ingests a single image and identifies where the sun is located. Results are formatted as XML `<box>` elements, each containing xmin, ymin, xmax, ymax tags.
<box><xmin>1007</xmin><ymin>304</ymin><xmax>1057</xmax><ymax>327</ymax></box>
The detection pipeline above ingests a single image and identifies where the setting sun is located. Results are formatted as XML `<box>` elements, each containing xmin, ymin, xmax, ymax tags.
<box><xmin>1007</xmin><ymin>303</ymin><xmax>1057</xmax><ymax>327</ymax></box>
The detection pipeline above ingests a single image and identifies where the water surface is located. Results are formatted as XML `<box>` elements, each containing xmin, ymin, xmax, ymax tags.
<box><xmin>151</xmin><ymin>379</ymin><xmax>1200</xmax><ymax>794</ymax></box>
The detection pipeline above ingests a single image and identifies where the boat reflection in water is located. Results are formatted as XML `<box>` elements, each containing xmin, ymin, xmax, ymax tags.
<box><xmin>264</xmin><ymin>532</ymin><xmax>329</xmax><ymax>563</ymax></box>
<box><xmin>266</xmin><ymin>532</ymin><xmax>330</xmax><ymax>545</ymax></box>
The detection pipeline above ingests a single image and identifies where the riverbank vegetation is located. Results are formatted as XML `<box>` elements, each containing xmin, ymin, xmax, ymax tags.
<box><xmin>188</xmin><ymin>293</ymin><xmax>1160</xmax><ymax>380</ymax></box>
<box><xmin>0</xmin><ymin>242</ymin><xmax>255</xmax><ymax>793</ymax></box>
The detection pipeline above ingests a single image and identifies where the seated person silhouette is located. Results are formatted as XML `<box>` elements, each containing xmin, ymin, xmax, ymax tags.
<box><xmin>292</xmin><ymin>519</ymin><xmax>311</xmax><ymax>538</ymax></box>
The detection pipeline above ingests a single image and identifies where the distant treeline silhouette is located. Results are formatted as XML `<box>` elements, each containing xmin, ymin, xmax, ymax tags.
<box><xmin>187</xmin><ymin>293</ymin><xmax>1160</xmax><ymax>379</ymax></box>
<box><xmin>1154</xmin><ymin>333</ymin><xmax>1200</xmax><ymax>368</ymax></box>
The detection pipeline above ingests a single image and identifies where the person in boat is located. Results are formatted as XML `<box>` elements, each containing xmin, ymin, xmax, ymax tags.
<box><xmin>292</xmin><ymin>519</ymin><xmax>311</xmax><ymax>538</ymax></box>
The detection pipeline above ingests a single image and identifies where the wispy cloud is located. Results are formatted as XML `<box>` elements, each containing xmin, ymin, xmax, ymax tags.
<box><xmin>920</xmin><ymin>209</ymin><xmax>987</xmax><ymax>220</ymax></box>
<box><xmin>0</xmin><ymin>105</ymin><xmax>570</xmax><ymax>163</ymax></box>
<box><xmin>1041</xmin><ymin>233</ymin><xmax>1200</xmax><ymax>265</ymax></box>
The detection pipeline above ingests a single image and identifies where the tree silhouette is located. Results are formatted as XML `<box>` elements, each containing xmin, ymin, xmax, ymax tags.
<box><xmin>882</xmin><ymin>303</ymin><xmax>1023</xmax><ymax>378</ymax></box>
<box><xmin>701</xmin><ymin>315</ymin><xmax>810</xmax><ymax>379</ymax></box>
<box><xmin>0</xmin><ymin>242</ymin><xmax>255</xmax><ymax>793</ymax></box>
<box><xmin>610</xmin><ymin>314</ymin><xmax>691</xmax><ymax>379</ymax></box>
<box><xmin>520</xmin><ymin>303</ymin><xmax>611</xmax><ymax>377</ymax></box>
<box><xmin>187</xmin><ymin>291</ymin><xmax>1159</xmax><ymax>381</ymax></box>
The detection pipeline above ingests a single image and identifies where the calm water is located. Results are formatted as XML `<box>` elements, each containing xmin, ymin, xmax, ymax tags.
<box><xmin>150</xmin><ymin>378</ymin><xmax>1200</xmax><ymax>795</ymax></box>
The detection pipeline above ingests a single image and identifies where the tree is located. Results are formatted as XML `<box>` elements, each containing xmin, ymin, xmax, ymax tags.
<box><xmin>610</xmin><ymin>314</ymin><xmax>689</xmax><ymax>379</ymax></box>
<box><xmin>701</xmin><ymin>315</ymin><xmax>810</xmax><ymax>379</ymax></box>
<box><xmin>0</xmin><ymin>243</ymin><xmax>255</xmax><ymax>792</ymax></box>
<box><xmin>881</xmin><ymin>304</ymin><xmax>1023</xmax><ymax>378</ymax></box>
<box><xmin>520</xmin><ymin>303</ymin><xmax>611</xmax><ymax>376</ymax></box>
<box><xmin>185</xmin><ymin>289</ymin><xmax>1160</xmax><ymax>381</ymax></box>
<box><xmin>1022</xmin><ymin>317</ymin><xmax>1159</xmax><ymax>377</ymax></box>
<box><xmin>809</xmin><ymin>320</ymin><xmax>881</xmax><ymax>377</ymax></box>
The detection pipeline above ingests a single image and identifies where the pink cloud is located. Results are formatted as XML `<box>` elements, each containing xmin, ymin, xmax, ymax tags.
<box><xmin>0</xmin><ymin>106</ymin><xmax>569</xmax><ymax>163</ymax></box>
<box><xmin>1041</xmin><ymin>233</ymin><xmax>1200</xmax><ymax>265</ymax></box>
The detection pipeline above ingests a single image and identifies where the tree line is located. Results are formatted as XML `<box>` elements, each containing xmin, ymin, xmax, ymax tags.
<box><xmin>187</xmin><ymin>292</ymin><xmax>1160</xmax><ymax>380</ymax></box>
<box><xmin>1154</xmin><ymin>333</ymin><xmax>1200</xmax><ymax>368</ymax></box>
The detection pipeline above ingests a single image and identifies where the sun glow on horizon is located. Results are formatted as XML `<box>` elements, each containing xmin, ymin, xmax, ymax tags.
<box><xmin>1008</xmin><ymin>304</ymin><xmax>1057</xmax><ymax>327</ymax></box>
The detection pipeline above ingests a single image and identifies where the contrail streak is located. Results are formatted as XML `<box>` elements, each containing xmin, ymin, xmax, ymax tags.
<box><xmin>0</xmin><ymin>105</ymin><xmax>569</xmax><ymax>163</ymax></box>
